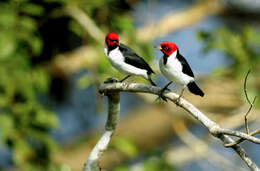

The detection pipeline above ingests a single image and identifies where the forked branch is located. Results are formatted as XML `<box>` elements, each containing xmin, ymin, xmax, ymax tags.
<box><xmin>224</xmin><ymin>70</ymin><xmax>259</xmax><ymax>147</ymax></box>
<box><xmin>83</xmin><ymin>75</ymin><xmax>260</xmax><ymax>171</ymax></box>
<box><xmin>96</xmin><ymin>82</ymin><xmax>260</xmax><ymax>171</ymax></box>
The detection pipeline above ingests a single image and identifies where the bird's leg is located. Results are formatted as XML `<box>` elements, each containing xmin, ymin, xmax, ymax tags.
<box><xmin>148</xmin><ymin>75</ymin><xmax>157</xmax><ymax>86</ymax></box>
<box><xmin>158</xmin><ymin>81</ymin><xmax>172</xmax><ymax>102</ymax></box>
<box><xmin>120</xmin><ymin>75</ymin><xmax>131</xmax><ymax>82</ymax></box>
<box><xmin>176</xmin><ymin>88</ymin><xmax>185</xmax><ymax>104</ymax></box>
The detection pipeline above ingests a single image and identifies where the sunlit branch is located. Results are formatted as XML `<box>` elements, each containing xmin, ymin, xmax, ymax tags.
<box><xmin>98</xmin><ymin>81</ymin><xmax>260</xmax><ymax>171</ymax></box>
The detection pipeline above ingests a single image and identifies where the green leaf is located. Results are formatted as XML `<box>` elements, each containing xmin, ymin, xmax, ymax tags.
<box><xmin>143</xmin><ymin>156</ymin><xmax>173</xmax><ymax>171</ymax></box>
<box><xmin>77</xmin><ymin>74</ymin><xmax>92</xmax><ymax>89</ymax></box>
<box><xmin>34</xmin><ymin>110</ymin><xmax>58</xmax><ymax>129</ymax></box>
<box><xmin>114</xmin><ymin>165</ymin><xmax>130</xmax><ymax>171</ymax></box>
<box><xmin>113</xmin><ymin>138</ymin><xmax>138</xmax><ymax>157</ymax></box>
<box><xmin>21</xmin><ymin>3</ymin><xmax>44</xmax><ymax>16</ymax></box>
<box><xmin>20</xmin><ymin>16</ymin><xmax>37</xmax><ymax>32</ymax></box>
<box><xmin>0</xmin><ymin>6</ymin><xmax>16</xmax><ymax>29</ymax></box>
<box><xmin>0</xmin><ymin>32</ymin><xmax>16</xmax><ymax>58</ymax></box>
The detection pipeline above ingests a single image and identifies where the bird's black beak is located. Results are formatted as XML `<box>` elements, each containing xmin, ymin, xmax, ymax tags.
<box><xmin>154</xmin><ymin>46</ymin><xmax>162</xmax><ymax>50</ymax></box>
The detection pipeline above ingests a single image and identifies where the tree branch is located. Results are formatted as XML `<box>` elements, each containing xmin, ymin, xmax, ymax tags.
<box><xmin>98</xmin><ymin>82</ymin><xmax>260</xmax><ymax>171</ymax></box>
<box><xmin>225</xmin><ymin>129</ymin><xmax>260</xmax><ymax>147</ymax></box>
<box><xmin>224</xmin><ymin>70</ymin><xmax>259</xmax><ymax>147</ymax></box>
<box><xmin>83</xmin><ymin>90</ymin><xmax>120</xmax><ymax>171</ymax></box>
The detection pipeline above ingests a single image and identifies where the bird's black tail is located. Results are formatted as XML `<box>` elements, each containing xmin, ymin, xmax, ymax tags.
<box><xmin>187</xmin><ymin>82</ymin><xmax>204</xmax><ymax>97</ymax></box>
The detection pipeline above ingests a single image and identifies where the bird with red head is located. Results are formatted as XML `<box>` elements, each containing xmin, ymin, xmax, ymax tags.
<box><xmin>155</xmin><ymin>41</ymin><xmax>204</xmax><ymax>102</ymax></box>
<box><xmin>104</xmin><ymin>32</ymin><xmax>156</xmax><ymax>86</ymax></box>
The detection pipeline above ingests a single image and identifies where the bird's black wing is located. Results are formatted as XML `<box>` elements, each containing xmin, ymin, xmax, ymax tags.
<box><xmin>176</xmin><ymin>51</ymin><xmax>194</xmax><ymax>78</ymax></box>
<box><xmin>119</xmin><ymin>43</ymin><xmax>154</xmax><ymax>74</ymax></box>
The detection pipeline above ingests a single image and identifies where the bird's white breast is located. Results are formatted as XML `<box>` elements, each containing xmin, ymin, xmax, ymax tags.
<box><xmin>104</xmin><ymin>47</ymin><xmax>148</xmax><ymax>78</ymax></box>
<box><xmin>159</xmin><ymin>52</ymin><xmax>194</xmax><ymax>86</ymax></box>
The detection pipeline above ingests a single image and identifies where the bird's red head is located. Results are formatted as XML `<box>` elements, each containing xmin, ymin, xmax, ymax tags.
<box><xmin>156</xmin><ymin>41</ymin><xmax>178</xmax><ymax>56</ymax></box>
<box><xmin>105</xmin><ymin>32</ymin><xmax>120</xmax><ymax>48</ymax></box>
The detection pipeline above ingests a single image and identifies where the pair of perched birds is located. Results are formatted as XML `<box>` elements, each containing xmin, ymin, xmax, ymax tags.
<box><xmin>104</xmin><ymin>32</ymin><xmax>204</xmax><ymax>101</ymax></box>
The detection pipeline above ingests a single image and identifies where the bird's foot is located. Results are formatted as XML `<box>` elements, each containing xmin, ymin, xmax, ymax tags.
<box><xmin>156</xmin><ymin>87</ymin><xmax>171</xmax><ymax>102</ymax></box>
<box><xmin>174</xmin><ymin>97</ymin><xmax>181</xmax><ymax>106</ymax></box>
<box><xmin>174</xmin><ymin>93</ymin><xmax>183</xmax><ymax>106</ymax></box>
<box><xmin>104</xmin><ymin>77</ymin><xmax>118</xmax><ymax>84</ymax></box>
<box><xmin>156</xmin><ymin>81</ymin><xmax>173</xmax><ymax>102</ymax></box>
<box><xmin>148</xmin><ymin>77</ymin><xmax>157</xmax><ymax>86</ymax></box>
<box><xmin>100</xmin><ymin>78</ymin><xmax>119</xmax><ymax>96</ymax></box>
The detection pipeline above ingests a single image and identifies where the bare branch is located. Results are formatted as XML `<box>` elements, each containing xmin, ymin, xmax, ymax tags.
<box><xmin>225</xmin><ymin>70</ymin><xmax>260</xmax><ymax>148</ymax></box>
<box><xmin>99</xmin><ymin>82</ymin><xmax>260</xmax><ymax>171</ymax></box>
<box><xmin>83</xmin><ymin>90</ymin><xmax>120</xmax><ymax>171</ymax></box>
<box><xmin>218</xmin><ymin>134</ymin><xmax>260</xmax><ymax>171</ymax></box>
<box><xmin>222</xmin><ymin>70</ymin><xmax>260</xmax><ymax>148</ymax></box>
<box><xmin>225</xmin><ymin>129</ymin><xmax>260</xmax><ymax>147</ymax></box>
<box><xmin>216</xmin><ymin>127</ymin><xmax>260</xmax><ymax>144</ymax></box>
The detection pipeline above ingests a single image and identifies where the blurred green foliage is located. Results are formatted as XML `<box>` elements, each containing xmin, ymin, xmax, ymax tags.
<box><xmin>111</xmin><ymin>137</ymin><xmax>138</xmax><ymax>158</ymax></box>
<box><xmin>198</xmin><ymin>26</ymin><xmax>260</xmax><ymax>105</ymax></box>
<box><xmin>0</xmin><ymin>0</ymin><xmax>59</xmax><ymax>170</ymax></box>
<box><xmin>0</xmin><ymin>0</ymin><xmax>145</xmax><ymax>170</ymax></box>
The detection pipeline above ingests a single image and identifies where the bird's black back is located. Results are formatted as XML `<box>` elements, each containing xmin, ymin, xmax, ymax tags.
<box><xmin>119</xmin><ymin>43</ymin><xmax>155</xmax><ymax>75</ymax></box>
<box><xmin>176</xmin><ymin>50</ymin><xmax>194</xmax><ymax>78</ymax></box>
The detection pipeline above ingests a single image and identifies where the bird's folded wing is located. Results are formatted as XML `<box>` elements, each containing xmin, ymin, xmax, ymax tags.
<box><xmin>176</xmin><ymin>52</ymin><xmax>194</xmax><ymax>77</ymax></box>
<box><xmin>119</xmin><ymin>43</ymin><xmax>154</xmax><ymax>74</ymax></box>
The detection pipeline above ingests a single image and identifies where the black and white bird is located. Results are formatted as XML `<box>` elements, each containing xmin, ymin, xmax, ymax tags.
<box><xmin>104</xmin><ymin>32</ymin><xmax>156</xmax><ymax>85</ymax></box>
<box><xmin>155</xmin><ymin>41</ymin><xmax>204</xmax><ymax>101</ymax></box>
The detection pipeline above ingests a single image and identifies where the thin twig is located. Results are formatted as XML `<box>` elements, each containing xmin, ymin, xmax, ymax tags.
<box><xmin>245</xmin><ymin>96</ymin><xmax>257</xmax><ymax>134</ymax></box>
<box><xmin>225</xmin><ymin>70</ymin><xmax>259</xmax><ymax>148</ymax></box>
<box><xmin>244</xmin><ymin>70</ymin><xmax>252</xmax><ymax>105</ymax></box>
<box><xmin>98</xmin><ymin>82</ymin><xmax>260</xmax><ymax>170</ymax></box>
<box><xmin>243</xmin><ymin>70</ymin><xmax>257</xmax><ymax>134</ymax></box>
